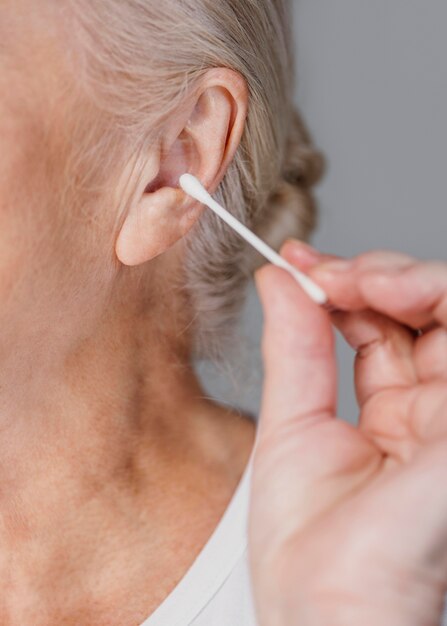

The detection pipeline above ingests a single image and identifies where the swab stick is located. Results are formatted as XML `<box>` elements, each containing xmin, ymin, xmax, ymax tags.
<box><xmin>179</xmin><ymin>173</ymin><xmax>328</xmax><ymax>305</ymax></box>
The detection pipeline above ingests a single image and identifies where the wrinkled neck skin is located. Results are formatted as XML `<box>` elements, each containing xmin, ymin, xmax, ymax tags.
<box><xmin>0</xmin><ymin>245</ymin><xmax>255</xmax><ymax>623</ymax></box>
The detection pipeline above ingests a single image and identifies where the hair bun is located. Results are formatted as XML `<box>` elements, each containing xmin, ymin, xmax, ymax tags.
<box><xmin>247</xmin><ymin>108</ymin><xmax>325</xmax><ymax>272</ymax></box>
<box><xmin>282</xmin><ymin>108</ymin><xmax>325</xmax><ymax>188</ymax></box>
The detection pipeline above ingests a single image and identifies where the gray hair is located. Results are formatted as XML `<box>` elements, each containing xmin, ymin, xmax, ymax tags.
<box><xmin>66</xmin><ymin>0</ymin><xmax>324</xmax><ymax>361</ymax></box>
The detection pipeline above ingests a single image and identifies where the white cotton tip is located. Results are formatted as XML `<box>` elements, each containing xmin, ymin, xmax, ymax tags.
<box><xmin>179</xmin><ymin>173</ymin><xmax>213</xmax><ymax>206</ymax></box>
<box><xmin>179</xmin><ymin>172</ymin><xmax>329</xmax><ymax>307</ymax></box>
<box><xmin>287</xmin><ymin>266</ymin><xmax>328</xmax><ymax>305</ymax></box>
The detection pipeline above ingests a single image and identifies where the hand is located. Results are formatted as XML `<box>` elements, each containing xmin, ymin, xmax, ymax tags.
<box><xmin>249</xmin><ymin>242</ymin><xmax>447</xmax><ymax>626</ymax></box>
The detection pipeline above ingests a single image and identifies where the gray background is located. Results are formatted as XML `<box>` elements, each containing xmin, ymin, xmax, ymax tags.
<box><xmin>197</xmin><ymin>0</ymin><xmax>447</xmax><ymax>424</ymax></box>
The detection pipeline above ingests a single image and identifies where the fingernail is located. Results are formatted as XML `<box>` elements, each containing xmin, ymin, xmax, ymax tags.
<box><xmin>284</xmin><ymin>239</ymin><xmax>318</xmax><ymax>253</ymax></box>
<box><xmin>313</xmin><ymin>260</ymin><xmax>352</xmax><ymax>274</ymax></box>
<box><xmin>282</xmin><ymin>239</ymin><xmax>321</xmax><ymax>264</ymax></box>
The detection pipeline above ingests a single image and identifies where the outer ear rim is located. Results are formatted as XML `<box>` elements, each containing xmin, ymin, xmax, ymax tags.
<box><xmin>195</xmin><ymin>68</ymin><xmax>249</xmax><ymax>195</ymax></box>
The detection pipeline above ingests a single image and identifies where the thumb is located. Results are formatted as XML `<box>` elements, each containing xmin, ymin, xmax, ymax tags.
<box><xmin>255</xmin><ymin>263</ymin><xmax>337</xmax><ymax>436</ymax></box>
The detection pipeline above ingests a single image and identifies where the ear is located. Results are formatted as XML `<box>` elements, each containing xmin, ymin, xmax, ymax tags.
<box><xmin>115</xmin><ymin>68</ymin><xmax>248</xmax><ymax>266</ymax></box>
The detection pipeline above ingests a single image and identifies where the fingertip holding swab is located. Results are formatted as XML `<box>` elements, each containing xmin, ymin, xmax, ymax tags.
<box><xmin>179</xmin><ymin>173</ymin><xmax>328</xmax><ymax>306</ymax></box>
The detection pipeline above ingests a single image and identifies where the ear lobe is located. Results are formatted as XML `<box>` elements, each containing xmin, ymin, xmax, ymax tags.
<box><xmin>115</xmin><ymin>187</ymin><xmax>186</xmax><ymax>266</ymax></box>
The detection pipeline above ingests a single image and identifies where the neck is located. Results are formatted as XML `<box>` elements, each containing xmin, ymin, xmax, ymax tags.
<box><xmin>0</xmin><ymin>260</ymin><xmax>254</xmax><ymax>620</ymax></box>
<box><xmin>0</xmin><ymin>269</ymin><xmax>190</xmax><ymax>513</ymax></box>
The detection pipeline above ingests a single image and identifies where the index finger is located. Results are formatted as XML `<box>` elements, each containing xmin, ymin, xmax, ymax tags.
<box><xmin>284</xmin><ymin>246</ymin><xmax>447</xmax><ymax>331</ymax></box>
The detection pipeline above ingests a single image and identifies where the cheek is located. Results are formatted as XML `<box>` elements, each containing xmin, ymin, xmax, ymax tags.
<box><xmin>0</xmin><ymin>117</ymin><xmax>37</xmax><ymax>298</ymax></box>
<box><xmin>0</xmin><ymin>101</ymin><xmax>118</xmax><ymax>332</ymax></box>
<box><xmin>0</xmin><ymin>103</ymin><xmax>56</xmax><ymax>295</ymax></box>
<box><xmin>0</xmin><ymin>106</ymin><xmax>90</xmax><ymax>345</ymax></box>
<box><xmin>0</xmin><ymin>119</ymin><xmax>112</xmax><ymax>367</ymax></box>
<box><xmin>0</xmin><ymin>123</ymin><xmax>58</xmax><ymax>365</ymax></box>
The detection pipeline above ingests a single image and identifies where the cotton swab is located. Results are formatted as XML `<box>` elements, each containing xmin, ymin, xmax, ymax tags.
<box><xmin>179</xmin><ymin>173</ymin><xmax>328</xmax><ymax>305</ymax></box>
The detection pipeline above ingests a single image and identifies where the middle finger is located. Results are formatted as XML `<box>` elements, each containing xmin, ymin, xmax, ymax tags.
<box><xmin>331</xmin><ymin>308</ymin><xmax>417</xmax><ymax>408</ymax></box>
<box><xmin>281</xmin><ymin>242</ymin><xmax>418</xmax><ymax>407</ymax></box>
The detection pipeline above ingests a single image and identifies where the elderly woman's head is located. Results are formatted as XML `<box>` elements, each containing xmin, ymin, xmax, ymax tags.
<box><xmin>1</xmin><ymin>0</ymin><xmax>322</xmax><ymax>370</ymax></box>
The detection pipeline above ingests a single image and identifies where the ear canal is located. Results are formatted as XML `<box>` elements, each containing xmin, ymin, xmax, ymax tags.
<box><xmin>151</xmin><ymin>132</ymin><xmax>198</xmax><ymax>192</ymax></box>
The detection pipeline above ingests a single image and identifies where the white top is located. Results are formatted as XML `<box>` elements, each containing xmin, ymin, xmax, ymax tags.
<box><xmin>139</xmin><ymin>453</ymin><xmax>258</xmax><ymax>626</ymax></box>
<box><xmin>136</xmin><ymin>448</ymin><xmax>447</xmax><ymax>626</ymax></box>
